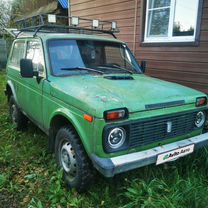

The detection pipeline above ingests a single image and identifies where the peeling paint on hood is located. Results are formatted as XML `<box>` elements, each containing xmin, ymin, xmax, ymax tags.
<box><xmin>49</xmin><ymin>74</ymin><xmax>206</xmax><ymax>118</ymax></box>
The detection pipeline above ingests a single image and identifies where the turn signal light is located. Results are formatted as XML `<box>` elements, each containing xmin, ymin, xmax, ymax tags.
<box><xmin>84</xmin><ymin>114</ymin><xmax>93</xmax><ymax>122</ymax></box>
<box><xmin>104</xmin><ymin>108</ymin><xmax>128</xmax><ymax>121</ymax></box>
<box><xmin>196</xmin><ymin>97</ymin><xmax>207</xmax><ymax>107</ymax></box>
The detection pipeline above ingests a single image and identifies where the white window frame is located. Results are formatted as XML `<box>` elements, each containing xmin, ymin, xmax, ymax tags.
<box><xmin>144</xmin><ymin>0</ymin><xmax>200</xmax><ymax>43</ymax></box>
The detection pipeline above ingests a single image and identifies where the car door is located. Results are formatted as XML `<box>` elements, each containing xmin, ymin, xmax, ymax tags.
<box><xmin>7</xmin><ymin>40</ymin><xmax>26</xmax><ymax>106</ymax></box>
<box><xmin>18</xmin><ymin>39</ymin><xmax>46</xmax><ymax>126</ymax></box>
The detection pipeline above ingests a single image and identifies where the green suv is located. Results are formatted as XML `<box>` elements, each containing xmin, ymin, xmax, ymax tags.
<box><xmin>5</xmin><ymin>17</ymin><xmax>208</xmax><ymax>192</ymax></box>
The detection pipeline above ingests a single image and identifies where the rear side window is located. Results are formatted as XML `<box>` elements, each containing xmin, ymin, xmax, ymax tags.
<box><xmin>10</xmin><ymin>41</ymin><xmax>25</xmax><ymax>68</ymax></box>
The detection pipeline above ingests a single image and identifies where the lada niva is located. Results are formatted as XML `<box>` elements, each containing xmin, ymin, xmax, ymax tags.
<box><xmin>5</xmin><ymin>15</ymin><xmax>208</xmax><ymax>192</ymax></box>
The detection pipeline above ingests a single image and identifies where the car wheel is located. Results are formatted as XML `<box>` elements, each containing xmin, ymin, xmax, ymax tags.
<box><xmin>9</xmin><ymin>96</ymin><xmax>28</xmax><ymax>130</ymax></box>
<box><xmin>55</xmin><ymin>126</ymin><xmax>94</xmax><ymax>192</ymax></box>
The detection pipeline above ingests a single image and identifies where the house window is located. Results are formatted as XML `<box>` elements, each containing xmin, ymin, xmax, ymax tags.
<box><xmin>144</xmin><ymin>0</ymin><xmax>200</xmax><ymax>43</ymax></box>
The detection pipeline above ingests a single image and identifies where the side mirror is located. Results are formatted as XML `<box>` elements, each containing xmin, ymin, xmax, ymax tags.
<box><xmin>141</xmin><ymin>60</ymin><xmax>147</xmax><ymax>73</ymax></box>
<box><xmin>20</xmin><ymin>59</ymin><xmax>35</xmax><ymax>78</ymax></box>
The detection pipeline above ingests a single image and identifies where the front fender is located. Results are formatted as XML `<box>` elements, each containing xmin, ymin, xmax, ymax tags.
<box><xmin>49</xmin><ymin>108</ymin><xmax>94</xmax><ymax>155</ymax></box>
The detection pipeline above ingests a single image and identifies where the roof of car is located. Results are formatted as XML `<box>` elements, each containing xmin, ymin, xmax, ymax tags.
<box><xmin>16</xmin><ymin>32</ymin><xmax>125</xmax><ymax>44</ymax></box>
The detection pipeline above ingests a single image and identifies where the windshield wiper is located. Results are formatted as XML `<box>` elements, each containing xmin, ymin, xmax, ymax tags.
<box><xmin>98</xmin><ymin>64</ymin><xmax>134</xmax><ymax>75</ymax></box>
<box><xmin>111</xmin><ymin>65</ymin><xmax>134</xmax><ymax>74</ymax></box>
<box><xmin>61</xmin><ymin>67</ymin><xmax>104</xmax><ymax>75</ymax></box>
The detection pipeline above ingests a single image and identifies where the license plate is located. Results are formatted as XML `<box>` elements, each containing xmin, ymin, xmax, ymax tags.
<box><xmin>156</xmin><ymin>144</ymin><xmax>195</xmax><ymax>165</ymax></box>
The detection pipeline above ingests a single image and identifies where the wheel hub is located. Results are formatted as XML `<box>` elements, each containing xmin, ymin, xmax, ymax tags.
<box><xmin>60</xmin><ymin>142</ymin><xmax>77</xmax><ymax>176</ymax></box>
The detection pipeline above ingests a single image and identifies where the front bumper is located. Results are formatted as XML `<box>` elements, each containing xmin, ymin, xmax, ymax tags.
<box><xmin>91</xmin><ymin>132</ymin><xmax>208</xmax><ymax>177</ymax></box>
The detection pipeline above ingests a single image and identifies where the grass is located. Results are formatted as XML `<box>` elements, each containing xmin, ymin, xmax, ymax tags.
<box><xmin>1</xmin><ymin>71</ymin><xmax>208</xmax><ymax>208</ymax></box>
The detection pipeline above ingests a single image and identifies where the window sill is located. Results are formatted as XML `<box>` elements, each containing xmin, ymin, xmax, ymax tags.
<box><xmin>140</xmin><ymin>40</ymin><xmax>199</xmax><ymax>47</ymax></box>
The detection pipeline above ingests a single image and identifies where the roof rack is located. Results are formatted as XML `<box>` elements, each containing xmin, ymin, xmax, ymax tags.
<box><xmin>14</xmin><ymin>14</ymin><xmax>120</xmax><ymax>39</ymax></box>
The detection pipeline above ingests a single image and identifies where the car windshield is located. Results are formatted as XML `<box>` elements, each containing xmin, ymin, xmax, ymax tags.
<box><xmin>48</xmin><ymin>39</ymin><xmax>142</xmax><ymax>76</ymax></box>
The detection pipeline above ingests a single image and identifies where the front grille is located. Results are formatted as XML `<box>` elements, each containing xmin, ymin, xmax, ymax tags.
<box><xmin>129</xmin><ymin>111</ymin><xmax>199</xmax><ymax>148</ymax></box>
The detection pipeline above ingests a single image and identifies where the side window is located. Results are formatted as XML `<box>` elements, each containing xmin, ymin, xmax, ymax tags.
<box><xmin>26</xmin><ymin>41</ymin><xmax>45</xmax><ymax>76</ymax></box>
<box><xmin>10</xmin><ymin>41</ymin><xmax>25</xmax><ymax>68</ymax></box>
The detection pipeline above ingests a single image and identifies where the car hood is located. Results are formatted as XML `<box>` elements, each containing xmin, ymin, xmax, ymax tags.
<box><xmin>50</xmin><ymin>74</ymin><xmax>206</xmax><ymax>118</ymax></box>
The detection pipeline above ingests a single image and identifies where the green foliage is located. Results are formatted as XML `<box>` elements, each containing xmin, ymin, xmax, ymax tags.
<box><xmin>0</xmin><ymin>0</ymin><xmax>11</xmax><ymax>26</ymax></box>
<box><xmin>1</xmin><ymin>71</ymin><xmax>208</xmax><ymax>207</ymax></box>
<box><xmin>28</xmin><ymin>198</ymin><xmax>44</xmax><ymax>208</ymax></box>
<box><xmin>0</xmin><ymin>174</ymin><xmax>7</xmax><ymax>188</ymax></box>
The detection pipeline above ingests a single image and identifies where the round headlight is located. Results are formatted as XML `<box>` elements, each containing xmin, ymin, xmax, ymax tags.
<box><xmin>195</xmin><ymin>111</ymin><xmax>206</xmax><ymax>128</ymax></box>
<box><xmin>107</xmin><ymin>127</ymin><xmax>126</xmax><ymax>149</ymax></box>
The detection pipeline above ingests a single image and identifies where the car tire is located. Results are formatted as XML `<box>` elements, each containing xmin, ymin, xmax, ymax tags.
<box><xmin>9</xmin><ymin>96</ymin><xmax>28</xmax><ymax>130</ymax></box>
<box><xmin>55</xmin><ymin>126</ymin><xmax>94</xmax><ymax>192</ymax></box>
